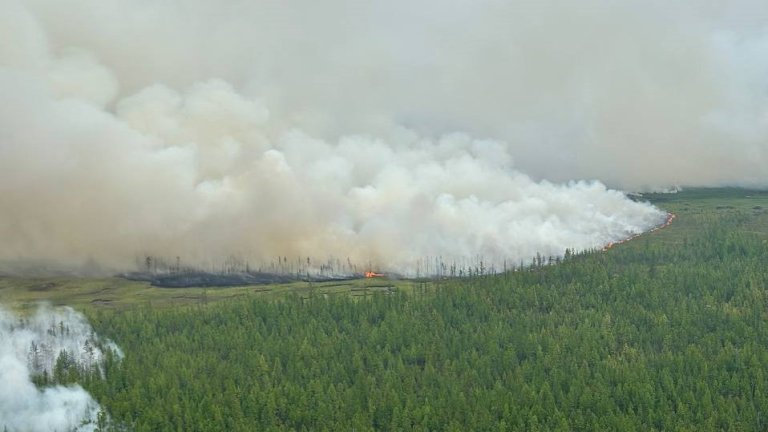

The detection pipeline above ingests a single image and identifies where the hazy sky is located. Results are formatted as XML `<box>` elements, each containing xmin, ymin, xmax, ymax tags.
<box><xmin>11</xmin><ymin>0</ymin><xmax>768</xmax><ymax>187</ymax></box>
<box><xmin>1</xmin><ymin>0</ymin><xmax>765</xmax><ymax>270</ymax></box>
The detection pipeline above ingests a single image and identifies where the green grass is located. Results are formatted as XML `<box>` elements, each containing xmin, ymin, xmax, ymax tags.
<box><xmin>2</xmin><ymin>187</ymin><xmax>767</xmax><ymax>312</ymax></box>
<box><xmin>0</xmin><ymin>275</ymin><xmax>420</xmax><ymax>311</ymax></box>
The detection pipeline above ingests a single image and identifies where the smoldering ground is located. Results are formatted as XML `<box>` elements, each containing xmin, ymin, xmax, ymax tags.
<box><xmin>2</xmin><ymin>0</ymin><xmax>766</xmax><ymax>272</ymax></box>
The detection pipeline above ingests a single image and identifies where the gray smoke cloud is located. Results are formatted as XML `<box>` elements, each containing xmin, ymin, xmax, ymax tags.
<box><xmin>6</xmin><ymin>0</ymin><xmax>763</xmax><ymax>271</ymax></box>
<box><xmin>0</xmin><ymin>305</ymin><xmax>119</xmax><ymax>432</ymax></box>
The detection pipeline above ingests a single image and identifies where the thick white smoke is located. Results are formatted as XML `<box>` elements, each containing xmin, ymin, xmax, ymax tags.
<box><xmin>0</xmin><ymin>305</ymin><xmax>118</xmax><ymax>432</ymax></box>
<box><xmin>13</xmin><ymin>0</ymin><xmax>767</xmax><ymax>271</ymax></box>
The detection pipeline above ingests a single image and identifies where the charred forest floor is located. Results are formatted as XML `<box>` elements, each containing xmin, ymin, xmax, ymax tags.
<box><xmin>1</xmin><ymin>187</ymin><xmax>767</xmax><ymax>311</ymax></box>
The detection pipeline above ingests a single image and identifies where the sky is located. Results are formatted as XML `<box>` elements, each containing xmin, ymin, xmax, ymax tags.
<box><xmin>1</xmin><ymin>0</ymin><xmax>766</xmax><ymax>272</ymax></box>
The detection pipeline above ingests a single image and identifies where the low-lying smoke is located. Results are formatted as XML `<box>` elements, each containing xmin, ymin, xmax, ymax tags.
<box><xmin>0</xmin><ymin>305</ymin><xmax>119</xmax><ymax>432</ymax></box>
<box><xmin>4</xmin><ymin>0</ymin><xmax>762</xmax><ymax>271</ymax></box>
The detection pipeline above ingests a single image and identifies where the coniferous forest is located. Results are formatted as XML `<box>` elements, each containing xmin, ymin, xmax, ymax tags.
<box><xmin>53</xmin><ymin>191</ymin><xmax>767</xmax><ymax>431</ymax></box>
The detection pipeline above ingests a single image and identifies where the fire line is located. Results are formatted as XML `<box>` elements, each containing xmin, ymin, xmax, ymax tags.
<box><xmin>602</xmin><ymin>212</ymin><xmax>676</xmax><ymax>251</ymax></box>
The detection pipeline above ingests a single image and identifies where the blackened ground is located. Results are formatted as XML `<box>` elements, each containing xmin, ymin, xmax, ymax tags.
<box><xmin>120</xmin><ymin>271</ymin><xmax>360</xmax><ymax>288</ymax></box>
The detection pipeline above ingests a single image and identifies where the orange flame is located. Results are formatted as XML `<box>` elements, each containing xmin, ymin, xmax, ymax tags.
<box><xmin>365</xmin><ymin>271</ymin><xmax>384</xmax><ymax>278</ymax></box>
<box><xmin>602</xmin><ymin>212</ymin><xmax>676</xmax><ymax>251</ymax></box>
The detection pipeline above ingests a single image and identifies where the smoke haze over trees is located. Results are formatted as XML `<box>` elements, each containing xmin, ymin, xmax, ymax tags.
<box><xmin>0</xmin><ymin>305</ymin><xmax>118</xmax><ymax>431</ymax></box>
<box><xmin>2</xmin><ymin>0</ymin><xmax>766</xmax><ymax>270</ymax></box>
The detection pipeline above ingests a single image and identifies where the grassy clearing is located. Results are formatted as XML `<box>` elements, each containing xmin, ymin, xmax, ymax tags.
<box><xmin>0</xmin><ymin>274</ymin><xmax>419</xmax><ymax>311</ymax></box>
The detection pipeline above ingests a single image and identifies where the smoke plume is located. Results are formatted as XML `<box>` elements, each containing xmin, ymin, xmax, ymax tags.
<box><xmin>0</xmin><ymin>305</ymin><xmax>118</xmax><ymax>432</ymax></box>
<box><xmin>5</xmin><ymin>0</ymin><xmax>765</xmax><ymax>271</ymax></box>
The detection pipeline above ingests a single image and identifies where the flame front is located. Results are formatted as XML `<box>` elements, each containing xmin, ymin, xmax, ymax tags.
<box><xmin>602</xmin><ymin>213</ymin><xmax>676</xmax><ymax>251</ymax></box>
<box><xmin>365</xmin><ymin>271</ymin><xmax>384</xmax><ymax>278</ymax></box>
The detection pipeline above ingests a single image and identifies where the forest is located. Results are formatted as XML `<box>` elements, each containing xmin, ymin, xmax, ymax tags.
<box><xmin>9</xmin><ymin>189</ymin><xmax>768</xmax><ymax>431</ymax></box>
